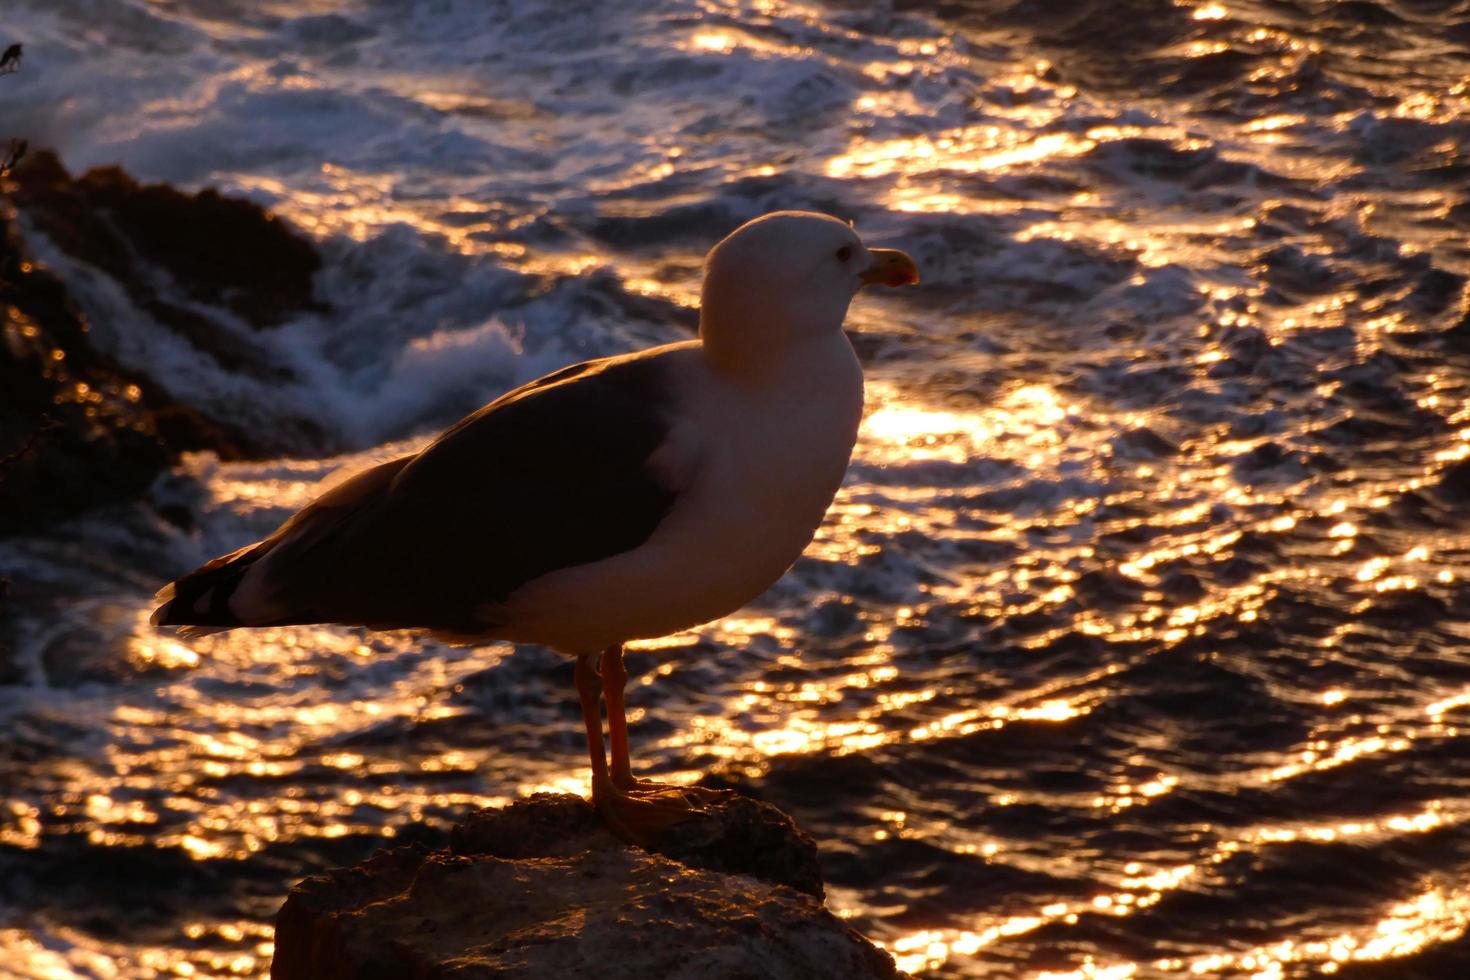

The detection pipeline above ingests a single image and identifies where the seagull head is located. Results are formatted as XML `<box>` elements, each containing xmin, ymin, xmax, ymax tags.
<box><xmin>699</xmin><ymin>210</ymin><xmax>918</xmax><ymax>371</ymax></box>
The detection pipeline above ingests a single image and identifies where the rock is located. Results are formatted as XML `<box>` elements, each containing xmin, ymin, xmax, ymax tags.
<box><xmin>10</xmin><ymin>150</ymin><xmax>322</xmax><ymax>333</ymax></box>
<box><xmin>0</xmin><ymin>151</ymin><xmax>328</xmax><ymax>535</ymax></box>
<box><xmin>1</xmin><ymin>207</ymin><xmax>179</xmax><ymax>533</ymax></box>
<box><xmin>272</xmin><ymin>793</ymin><xmax>905</xmax><ymax>980</ymax></box>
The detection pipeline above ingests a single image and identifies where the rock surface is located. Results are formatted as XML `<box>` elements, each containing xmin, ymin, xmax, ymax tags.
<box><xmin>272</xmin><ymin>793</ymin><xmax>905</xmax><ymax>980</ymax></box>
<box><xmin>10</xmin><ymin>149</ymin><xmax>322</xmax><ymax>335</ymax></box>
<box><xmin>0</xmin><ymin>151</ymin><xmax>326</xmax><ymax>535</ymax></box>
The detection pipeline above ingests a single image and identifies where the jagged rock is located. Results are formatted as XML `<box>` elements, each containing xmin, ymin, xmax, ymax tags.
<box><xmin>1</xmin><ymin>207</ymin><xmax>184</xmax><ymax>532</ymax></box>
<box><xmin>272</xmin><ymin>793</ymin><xmax>905</xmax><ymax>980</ymax></box>
<box><xmin>0</xmin><ymin>151</ymin><xmax>327</xmax><ymax>535</ymax></box>
<box><xmin>11</xmin><ymin>150</ymin><xmax>322</xmax><ymax>333</ymax></box>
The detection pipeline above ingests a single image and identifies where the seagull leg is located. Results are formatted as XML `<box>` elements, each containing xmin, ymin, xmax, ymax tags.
<box><xmin>575</xmin><ymin>650</ymin><xmax>693</xmax><ymax>845</ymax></box>
<box><xmin>575</xmin><ymin>650</ymin><xmax>615</xmax><ymax>792</ymax></box>
<box><xmin>601</xmin><ymin>644</ymin><xmax>733</xmax><ymax>805</ymax></box>
<box><xmin>601</xmin><ymin>644</ymin><xmax>645</xmax><ymax>792</ymax></box>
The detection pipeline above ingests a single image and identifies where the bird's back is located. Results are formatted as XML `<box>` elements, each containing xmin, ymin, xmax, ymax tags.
<box><xmin>153</xmin><ymin>346</ymin><xmax>688</xmax><ymax>639</ymax></box>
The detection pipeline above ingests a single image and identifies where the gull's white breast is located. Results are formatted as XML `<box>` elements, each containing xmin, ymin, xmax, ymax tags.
<box><xmin>495</xmin><ymin>335</ymin><xmax>864</xmax><ymax>654</ymax></box>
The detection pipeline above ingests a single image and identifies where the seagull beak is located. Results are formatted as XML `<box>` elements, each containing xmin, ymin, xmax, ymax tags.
<box><xmin>860</xmin><ymin>248</ymin><xmax>920</xmax><ymax>288</ymax></box>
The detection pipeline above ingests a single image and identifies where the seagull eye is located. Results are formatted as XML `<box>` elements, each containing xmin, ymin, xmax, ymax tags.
<box><xmin>835</xmin><ymin>245</ymin><xmax>853</xmax><ymax>262</ymax></box>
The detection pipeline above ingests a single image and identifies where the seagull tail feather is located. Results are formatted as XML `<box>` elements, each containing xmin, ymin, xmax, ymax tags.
<box><xmin>150</xmin><ymin>542</ymin><xmax>263</xmax><ymax>633</ymax></box>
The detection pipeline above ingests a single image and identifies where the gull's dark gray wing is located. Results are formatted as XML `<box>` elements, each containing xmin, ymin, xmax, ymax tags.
<box><xmin>153</xmin><ymin>348</ymin><xmax>683</xmax><ymax>638</ymax></box>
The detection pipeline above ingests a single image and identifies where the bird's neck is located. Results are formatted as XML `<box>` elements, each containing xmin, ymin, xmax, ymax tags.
<box><xmin>699</xmin><ymin>326</ymin><xmax>862</xmax><ymax>398</ymax></box>
<box><xmin>700</xmin><ymin>305</ymin><xmax>851</xmax><ymax>380</ymax></box>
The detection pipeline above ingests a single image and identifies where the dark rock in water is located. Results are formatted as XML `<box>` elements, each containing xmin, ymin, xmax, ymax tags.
<box><xmin>272</xmin><ymin>793</ymin><xmax>905</xmax><ymax>980</ymax></box>
<box><xmin>1</xmin><ymin>210</ymin><xmax>180</xmax><ymax>533</ymax></box>
<box><xmin>0</xmin><ymin>151</ymin><xmax>327</xmax><ymax>535</ymax></box>
<box><xmin>11</xmin><ymin>150</ymin><xmax>322</xmax><ymax>332</ymax></box>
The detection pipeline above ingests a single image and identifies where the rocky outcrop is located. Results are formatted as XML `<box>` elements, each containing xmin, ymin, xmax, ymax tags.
<box><xmin>10</xmin><ymin>150</ymin><xmax>322</xmax><ymax>335</ymax></box>
<box><xmin>272</xmin><ymin>793</ymin><xmax>905</xmax><ymax>980</ymax></box>
<box><xmin>0</xmin><ymin>151</ymin><xmax>326</xmax><ymax>535</ymax></box>
<box><xmin>1</xmin><ymin>207</ymin><xmax>187</xmax><ymax>533</ymax></box>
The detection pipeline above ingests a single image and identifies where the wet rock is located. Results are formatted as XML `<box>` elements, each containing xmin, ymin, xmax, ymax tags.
<box><xmin>0</xmin><ymin>151</ymin><xmax>327</xmax><ymax>535</ymax></box>
<box><xmin>1</xmin><ymin>209</ymin><xmax>179</xmax><ymax>533</ymax></box>
<box><xmin>11</xmin><ymin>150</ymin><xmax>321</xmax><ymax>332</ymax></box>
<box><xmin>272</xmin><ymin>793</ymin><xmax>905</xmax><ymax>980</ymax></box>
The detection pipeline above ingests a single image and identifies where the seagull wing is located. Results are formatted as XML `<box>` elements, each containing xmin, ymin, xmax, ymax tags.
<box><xmin>154</xmin><ymin>347</ymin><xmax>687</xmax><ymax>638</ymax></box>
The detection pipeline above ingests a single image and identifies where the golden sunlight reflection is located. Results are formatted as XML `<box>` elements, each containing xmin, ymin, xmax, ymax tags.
<box><xmin>652</xmin><ymin>651</ymin><xmax>1100</xmax><ymax>770</ymax></box>
<box><xmin>826</xmin><ymin>125</ymin><xmax>1098</xmax><ymax>212</ymax></box>
<box><xmin>828</xmin><ymin>130</ymin><xmax>1095</xmax><ymax>181</ymax></box>
<box><xmin>37</xmin><ymin>604</ymin><xmax>517</xmax><ymax>865</ymax></box>
<box><xmin>861</xmin><ymin>380</ymin><xmax>1071</xmax><ymax>465</ymax></box>
<box><xmin>117</xmin><ymin>350</ymin><xmax>1463</xmax><ymax>923</ymax></box>
<box><xmin>4</xmin><ymin>0</ymin><xmax>1469</xmax><ymax>977</ymax></box>
<box><xmin>517</xmin><ymin>774</ymin><xmax>592</xmax><ymax>798</ymax></box>
<box><xmin>1168</xmin><ymin>883</ymin><xmax>1470</xmax><ymax>976</ymax></box>
<box><xmin>862</xmin><ymin>402</ymin><xmax>993</xmax><ymax>464</ymax></box>
<box><xmin>236</xmin><ymin>167</ymin><xmax>466</xmax><ymax>247</ymax></box>
<box><xmin>0</xmin><ymin>920</ymin><xmax>276</xmax><ymax>980</ymax></box>
<box><xmin>1016</xmin><ymin>211</ymin><xmax>1257</xmax><ymax>269</ymax></box>
<box><xmin>690</xmin><ymin>30</ymin><xmax>738</xmax><ymax>53</ymax></box>
<box><xmin>861</xmin><ymin>800</ymin><xmax>1467</xmax><ymax>976</ymax></box>
<box><xmin>681</xmin><ymin>24</ymin><xmax>798</xmax><ymax>57</ymax></box>
<box><xmin>1263</xmin><ymin>731</ymin><xmax>1413</xmax><ymax>784</ymax></box>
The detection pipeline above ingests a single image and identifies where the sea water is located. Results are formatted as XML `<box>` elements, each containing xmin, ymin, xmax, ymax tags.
<box><xmin>1</xmin><ymin>1</ymin><xmax>1469</xmax><ymax>976</ymax></box>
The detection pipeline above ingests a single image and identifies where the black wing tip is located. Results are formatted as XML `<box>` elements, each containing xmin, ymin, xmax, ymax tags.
<box><xmin>148</xmin><ymin>560</ymin><xmax>252</xmax><ymax>632</ymax></box>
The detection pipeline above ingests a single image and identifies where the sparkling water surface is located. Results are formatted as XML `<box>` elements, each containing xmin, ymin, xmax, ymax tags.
<box><xmin>2</xmin><ymin>1</ymin><xmax>1470</xmax><ymax>977</ymax></box>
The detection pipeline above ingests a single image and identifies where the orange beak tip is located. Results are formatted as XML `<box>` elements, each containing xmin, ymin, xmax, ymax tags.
<box><xmin>861</xmin><ymin>248</ymin><xmax>920</xmax><ymax>288</ymax></box>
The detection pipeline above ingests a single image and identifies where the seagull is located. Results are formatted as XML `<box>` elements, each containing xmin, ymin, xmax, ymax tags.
<box><xmin>152</xmin><ymin>211</ymin><xmax>919</xmax><ymax>841</ymax></box>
